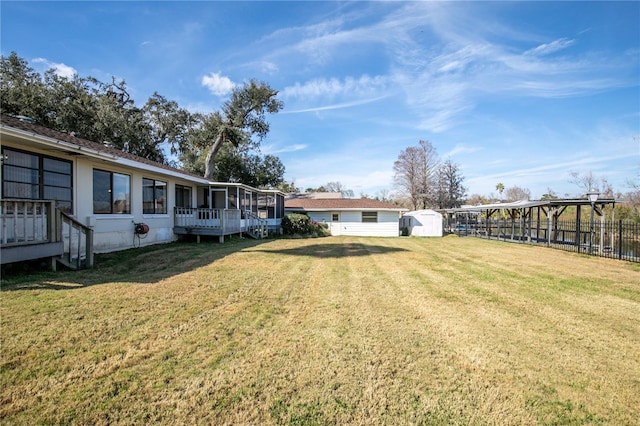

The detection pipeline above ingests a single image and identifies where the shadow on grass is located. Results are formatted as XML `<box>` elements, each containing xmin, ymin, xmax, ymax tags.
<box><xmin>1</xmin><ymin>236</ymin><xmax>268</xmax><ymax>291</ymax></box>
<box><xmin>251</xmin><ymin>241</ymin><xmax>408</xmax><ymax>258</ymax></box>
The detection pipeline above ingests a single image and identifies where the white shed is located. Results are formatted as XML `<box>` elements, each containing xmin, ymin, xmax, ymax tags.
<box><xmin>401</xmin><ymin>209</ymin><xmax>443</xmax><ymax>237</ymax></box>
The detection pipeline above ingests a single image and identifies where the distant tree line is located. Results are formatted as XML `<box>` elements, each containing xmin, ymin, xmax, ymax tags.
<box><xmin>0</xmin><ymin>51</ymin><xmax>285</xmax><ymax>189</ymax></box>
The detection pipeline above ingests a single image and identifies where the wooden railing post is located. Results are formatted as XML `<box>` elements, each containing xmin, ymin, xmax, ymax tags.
<box><xmin>86</xmin><ymin>228</ymin><xmax>94</xmax><ymax>268</ymax></box>
<box><xmin>48</xmin><ymin>201</ymin><xmax>56</xmax><ymax>243</ymax></box>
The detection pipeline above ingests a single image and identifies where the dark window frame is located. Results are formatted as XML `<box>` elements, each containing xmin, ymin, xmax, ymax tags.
<box><xmin>1</xmin><ymin>147</ymin><xmax>73</xmax><ymax>212</ymax></box>
<box><xmin>362</xmin><ymin>211</ymin><xmax>378</xmax><ymax>223</ymax></box>
<box><xmin>92</xmin><ymin>169</ymin><xmax>131</xmax><ymax>214</ymax></box>
<box><xmin>142</xmin><ymin>177</ymin><xmax>167</xmax><ymax>214</ymax></box>
<box><xmin>175</xmin><ymin>184</ymin><xmax>192</xmax><ymax>209</ymax></box>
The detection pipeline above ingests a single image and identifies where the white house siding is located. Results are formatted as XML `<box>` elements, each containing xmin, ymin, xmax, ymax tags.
<box><xmin>76</xmin><ymin>157</ymin><xmax>198</xmax><ymax>253</ymax></box>
<box><xmin>1</xmin><ymin>141</ymin><xmax>198</xmax><ymax>254</ymax></box>
<box><xmin>304</xmin><ymin>210</ymin><xmax>400</xmax><ymax>237</ymax></box>
<box><xmin>306</xmin><ymin>212</ymin><xmax>332</xmax><ymax>223</ymax></box>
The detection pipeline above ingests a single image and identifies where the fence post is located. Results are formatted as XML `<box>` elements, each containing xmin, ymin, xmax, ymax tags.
<box><xmin>618</xmin><ymin>220</ymin><xmax>623</xmax><ymax>261</ymax></box>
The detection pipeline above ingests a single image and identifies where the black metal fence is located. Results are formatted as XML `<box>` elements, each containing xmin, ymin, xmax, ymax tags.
<box><xmin>445</xmin><ymin>218</ymin><xmax>640</xmax><ymax>263</ymax></box>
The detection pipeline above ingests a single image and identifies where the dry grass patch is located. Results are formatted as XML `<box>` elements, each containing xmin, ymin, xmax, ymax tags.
<box><xmin>2</xmin><ymin>237</ymin><xmax>639</xmax><ymax>425</ymax></box>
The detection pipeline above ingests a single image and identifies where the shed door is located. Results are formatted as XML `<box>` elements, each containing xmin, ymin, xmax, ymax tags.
<box><xmin>330</xmin><ymin>212</ymin><xmax>341</xmax><ymax>236</ymax></box>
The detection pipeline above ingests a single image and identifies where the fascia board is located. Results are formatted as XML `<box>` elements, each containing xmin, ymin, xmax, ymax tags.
<box><xmin>1</xmin><ymin>126</ymin><xmax>118</xmax><ymax>161</ymax></box>
<box><xmin>114</xmin><ymin>157</ymin><xmax>210</xmax><ymax>184</ymax></box>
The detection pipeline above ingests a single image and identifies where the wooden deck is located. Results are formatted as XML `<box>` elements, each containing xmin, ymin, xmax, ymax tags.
<box><xmin>1</xmin><ymin>199</ymin><xmax>94</xmax><ymax>269</ymax></box>
<box><xmin>173</xmin><ymin>207</ymin><xmax>271</xmax><ymax>242</ymax></box>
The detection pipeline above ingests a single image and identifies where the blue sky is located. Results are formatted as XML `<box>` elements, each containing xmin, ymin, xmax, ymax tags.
<box><xmin>2</xmin><ymin>1</ymin><xmax>639</xmax><ymax>199</ymax></box>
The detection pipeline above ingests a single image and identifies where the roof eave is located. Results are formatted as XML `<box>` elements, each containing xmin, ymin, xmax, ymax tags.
<box><xmin>1</xmin><ymin>124</ymin><xmax>212</xmax><ymax>185</ymax></box>
<box><xmin>1</xmin><ymin>125</ymin><xmax>118</xmax><ymax>161</ymax></box>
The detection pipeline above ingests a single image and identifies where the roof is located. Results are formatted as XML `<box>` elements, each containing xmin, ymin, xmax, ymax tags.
<box><xmin>403</xmin><ymin>209</ymin><xmax>443</xmax><ymax>217</ymax></box>
<box><xmin>285</xmin><ymin>198</ymin><xmax>407</xmax><ymax>211</ymax></box>
<box><xmin>0</xmin><ymin>114</ymin><xmax>284</xmax><ymax>195</ymax></box>
<box><xmin>1</xmin><ymin>114</ymin><xmax>209</xmax><ymax>183</ymax></box>
<box><xmin>286</xmin><ymin>192</ymin><xmax>343</xmax><ymax>200</ymax></box>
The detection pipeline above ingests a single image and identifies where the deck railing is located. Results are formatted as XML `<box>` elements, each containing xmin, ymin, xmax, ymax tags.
<box><xmin>58</xmin><ymin>210</ymin><xmax>94</xmax><ymax>269</ymax></box>
<box><xmin>1</xmin><ymin>199</ymin><xmax>94</xmax><ymax>269</ymax></box>
<box><xmin>174</xmin><ymin>207</ymin><xmax>241</xmax><ymax>234</ymax></box>
<box><xmin>1</xmin><ymin>199</ymin><xmax>56</xmax><ymax>245</ymax></box>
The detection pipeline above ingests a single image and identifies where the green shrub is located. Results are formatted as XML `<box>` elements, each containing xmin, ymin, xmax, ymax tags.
<box><xmin>309</xmin><ymin>221</ymin><xmax>331</xmax><ymax>238</ymax></box>
<box><xmin>282</xmin><ymin>213</ymin><xmax>330</xmax><ymax>237</ymax></box>
<box><xmin>282</xmin><ymin>213</ymin><xmax>312</xmax><ymax>235</ymax></box>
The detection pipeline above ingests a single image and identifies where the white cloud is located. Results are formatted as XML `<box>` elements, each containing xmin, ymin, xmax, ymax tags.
<box><xmin>261</xmin><ymin>143</ymin><xmax>308</xmax><ymax>154</ymax></box>
<box><xmin>201</xmin><ymin>72</ymin><xmax>235</xmax><ymax>96</ymax></box>
<box><xmin>525</xmin><ymin>38</ymin><xmax>575</xmax><ymax>56</ymax></box>
<box><xmin>260</xmin><ymin>61</ymin><xmax>279</xmax><ymax>74</ymax></box>
<box><xmin>260</xmin><ymin>3</ymin><xmax>621</xmax><ymax>132</ymax></box>
<box><xmin>284</xmin><ymin>95</ymin><xmax>389</xmax><ymax>114</ymax></box>
<box><xmin>282</xmin><ymin>75</ymin><xmax>389</xmax><ymax>99</ymax></box>
<box><xmin>32</xmin><ymin>57</ymin><xmax>77</xmax><ymax>78</ymax></box>
<box><xmin>443</xmin><ymin>144</ymin><xmax>482</xmax><ymax>158</ymax></box>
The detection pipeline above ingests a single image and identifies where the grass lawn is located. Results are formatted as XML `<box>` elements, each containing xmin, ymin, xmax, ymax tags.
<box><xmin>2</xmin><ymin>236</ymin><xmax>639</xmax><ymax>425</ymax></box>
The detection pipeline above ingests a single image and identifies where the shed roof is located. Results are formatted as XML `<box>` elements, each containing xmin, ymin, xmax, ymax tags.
<box><xmin>285</xmin><ymin>198</ymin><xmax>407</xmax><ymax>212</ymax></box>
<box><xmin>403</xmin><ymin>209</ymin><xmax>443</xmax><ymax>217</ymax></box>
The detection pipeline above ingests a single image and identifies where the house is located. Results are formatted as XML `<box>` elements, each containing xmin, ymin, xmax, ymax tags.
<box><xmin>400</xmin><ymin>209</ymin><xmax>443</xmax><ymax>237</ymax></box>
<box><xmin>284</xmin><ymin>198</ymin><xmax>408</xmax><ymax>237</ymax></box>
<box><xmin>0</xmin><ymin>114</ymin><xmax>285</xmax><ymax>269</ymax></box>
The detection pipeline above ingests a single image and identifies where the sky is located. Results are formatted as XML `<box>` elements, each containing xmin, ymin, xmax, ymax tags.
<box><xmin>2</xmin><ymin>1</ymin><xmax>639</xmax><ymax>199</ymax></box>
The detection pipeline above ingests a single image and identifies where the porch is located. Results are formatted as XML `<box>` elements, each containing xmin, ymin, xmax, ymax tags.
<box><xmin>173</xmin><ymin>207</ymin><xmax>280</xmax><ymax>242</ymax></box>
<box><xmin>178</xmin><ymin>183</ymin><xmax>285</xmax><ymax>242</ymax></box>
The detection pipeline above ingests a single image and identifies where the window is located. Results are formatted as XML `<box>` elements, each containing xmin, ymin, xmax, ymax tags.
<box><xmin>332</xmin><ymin>213</ymin><xmax>339</xmax><ymax>222</ymax></box>
<box><xmin>1</xmin><ymin>147</ymin><xmax>73</xmax><ymax>212</ymax></box>
<box><xmin>175</xmin><ymin>184</ymin><xmax>192</xmax><ymax>208</ymax></box>
<box><xmin>143</xmin><ymin>178</ymin><xmax>167</xmax><ymax>214</ymax></box>
<box><xmin>362</xmin><ymin>211</ymin><xmax>378</xmax><ymax>223</ymax></box>
<box><xmin>93</xmin><ymin>169</ymin><xmax>130</xmax><ymax>214</ymax></box>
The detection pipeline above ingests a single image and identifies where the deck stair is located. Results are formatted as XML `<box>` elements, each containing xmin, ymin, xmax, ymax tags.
<box><xmin>244</xmin><ymin>210</ymin><xmax>268</xmax><ymax>239</ymax></box>
<box><xmin>56</xmin><ymin>210</ymin><xmax>94</xmax><ymax>270</ymax></box>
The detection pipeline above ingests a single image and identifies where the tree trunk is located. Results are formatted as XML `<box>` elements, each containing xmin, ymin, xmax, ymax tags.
<box><xmin>203</xmin><ymin>132</ymin><xmax>225</xmax><ymax>180</ymax></box>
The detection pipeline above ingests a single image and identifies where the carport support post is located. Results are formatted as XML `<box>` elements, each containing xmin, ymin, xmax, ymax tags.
<box><xmin>546</xmin><ymin>208</ymin><xmax>553</xmax><ymax>246</ymax></box>
<box><xmin>536</xmin><ymin>207</ymin><xmax>541</xmax><ymax>243</ymax></box>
